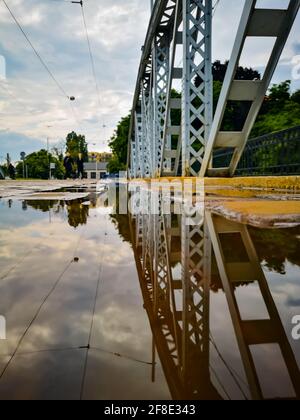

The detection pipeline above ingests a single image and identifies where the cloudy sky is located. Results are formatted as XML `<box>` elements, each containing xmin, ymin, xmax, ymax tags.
<box><xmin>0</xmin><ymin>0</ymin><xmax>299</xmax><ymax>162</ymax></box>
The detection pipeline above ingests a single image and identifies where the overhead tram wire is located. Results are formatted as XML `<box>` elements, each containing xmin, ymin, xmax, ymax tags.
<box><xmin>81</xmin><ymin>0</ymin><xmax>102</xmax><ymax>110</ymax></box>
<box><xmin>48</xmin><ymin>0</ymin><xmax>106</xmax><ymax>133</ymax></box>
<box><xmin>1</xmin><ymin>0</ymin><xmax>82</xmax><ymax>130</ymax></box>
<box><xmin>73</xmin><ymin>1</ymin><xmax>104</xmax><ymax>125</ymax></box>
<box><xmin>2</xmin><ymin>0</ymin><xmax>68</xmax><ymax>99</ymax></box>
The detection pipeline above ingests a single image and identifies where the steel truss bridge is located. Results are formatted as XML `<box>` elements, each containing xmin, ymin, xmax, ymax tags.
<box><xmin>128</xmin><ymin>187</ymin><xmax>300</xmax><ymax>400</ymax></box>
<box><xmin>127</xmin><ymin>0</ymin><xmax>300</xmax><ymax>179</ymax></box>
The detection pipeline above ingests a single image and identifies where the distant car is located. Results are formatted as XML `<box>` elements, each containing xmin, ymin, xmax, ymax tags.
<box><xmin>108</xmin><ymin>173</ymin><xmax>120</xmax><ymax>179</ymax></box>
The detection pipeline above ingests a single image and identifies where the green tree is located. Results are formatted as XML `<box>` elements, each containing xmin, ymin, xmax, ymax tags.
<box><xmin>107</xmin><ymin>114</ymin><xmax>131</xmax><ymax>173</ymax></box>
<box><xmin>211</xmin><ymin>60</ymin><xmax>261</xmax><ymax>83</ymax></box>
<box><xmin>252</xmin><ymin>81</ymin><xmax>300</xmax><ymax>137</ymax></box>
<box><xmin>108</xmin><ymin>62</ymin><xmax>300</xmax><ymax>174</ymax></box>
<box><xmin>291</xmin><ymin>89</ymin><xmax>300</xmax><ymax>105</ymax></box>
<box><xmin>249</xmin><ymin>226</ymin><xmax>300</xmax><ymax>275</ymax></box>
<box><xmin>107</xmin><ymin>155</ymin><xmax>126</xmax><ymax>174</ymax></box>
<box><xmin>66</xmin><ymin>132</ymin><xmax>88</xmax><ymax>160</ymax></box>
<box><xmin>16</xmin><ymin>149</ymin><xmax>65</xmax><ymax>179</ymax></box>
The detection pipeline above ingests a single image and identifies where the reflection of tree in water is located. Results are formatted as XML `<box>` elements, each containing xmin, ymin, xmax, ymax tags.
<box><xmin>111</xmin><ymin>208</ymin><xmax>300</xmax><ymax>279</ymax></box>
<box><xmin>249</xmin><ymin>226</ymin><xmax>300</xmax><ymax>275</ymax></box>
<box><xmin>110</xmin><ymin>213</ymin><xmax>131</xmax><ymax>244</ymax></box>
<box><xmin>25</xmin><ymin>199</ymin><xmax>89</xmax><ymax>228</ymax></box>
<box><xmin>25</xmin><ymin>200</ymin><xmax>65</xmax><ymax>213</ymax></box>
<box><xmin>67</xmin><ymin>200</ymin><xmax>89</xmax><ymax>228</ymax></box>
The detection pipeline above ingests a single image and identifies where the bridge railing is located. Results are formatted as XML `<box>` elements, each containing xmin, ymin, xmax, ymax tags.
<box><xmin>213</xmin><ymin>126</ymin><xmax>300</xmax><ymax>176</ymax></box>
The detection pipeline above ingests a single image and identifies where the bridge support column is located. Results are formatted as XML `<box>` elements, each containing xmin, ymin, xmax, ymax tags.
<box><xmin>142</xmin><ymin>85</ymin><xmax>153</xmax><ymax>178</ymax></box>
<box><xmin>135</xmin><ymin>110</ymin><xmax>144</xmax><ymax>178</ymax></box>
<box><xmin>182</xmin><ymin>0</ymin><xmax>213</xmax><ymax>177</ymax></box>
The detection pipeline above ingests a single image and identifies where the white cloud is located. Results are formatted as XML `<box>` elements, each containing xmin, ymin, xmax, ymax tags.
<box><xmin>0</xmin><ymin>0</ymin><xmax>299</xmax><ymax>160</ymax></box>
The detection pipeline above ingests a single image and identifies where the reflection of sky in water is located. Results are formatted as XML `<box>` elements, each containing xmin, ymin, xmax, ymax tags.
<box><xmin>0</xmin><ymin>200</ymin><xmax>48</xmax><ymax>229</ymax></box>
<box><xmin>0</xmin><ymin>198</ymin><xmax>170</xmax><ymax>400</ymax></box>
<box><xmin>210</xmin><ymin>233</ymin><xmax>300</xmax><ymax>400</ymax></box>
<box><xmin>0</xmin><ymin>196</ymin><xmax>299</xmax><ymax>400</ymax></box>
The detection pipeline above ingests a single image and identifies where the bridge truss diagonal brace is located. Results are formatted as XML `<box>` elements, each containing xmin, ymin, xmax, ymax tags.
<box><xmin>182</xmin><ymin>0</ymin><xmax>213</xmax><ymax>177</ymax></box>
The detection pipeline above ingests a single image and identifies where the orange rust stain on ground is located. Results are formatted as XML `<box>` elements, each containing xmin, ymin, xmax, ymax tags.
<box><xmin>132</xmin><ymin>176</ymin><xmax>300</xmax><ymax>191</ymax></box>
<box><xmin>223</xmin><ymin>200</ymin><xmax>300</xmax><ymax>216</ymax></box>
<box><xmin>206</xmin><ymin>188</ymin><xmax>260</xmax><ymax>198</ymax></box>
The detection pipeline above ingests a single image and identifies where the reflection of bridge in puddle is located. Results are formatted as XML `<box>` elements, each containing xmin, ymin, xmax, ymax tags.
<box><xmin>129</xmin><ymin>192</ymin><xmax>300</xmax><ymax>400</ymax></box>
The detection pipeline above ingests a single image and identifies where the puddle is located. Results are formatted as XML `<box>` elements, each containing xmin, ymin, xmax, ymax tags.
<box><xmin>0</xmin><ymin>188</ymin><xmax>299</xmax><ymax>400</ymax></box>
<box><xmin>17</xmin><ymin>192</ymin><xmax>90</xmax><ymax>201</ymax></box>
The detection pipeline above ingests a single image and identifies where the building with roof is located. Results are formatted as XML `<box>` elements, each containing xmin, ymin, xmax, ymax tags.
<box><xmin>84</xmin><ymin>162</ymin><xmax>108</xmax><ymax>180</ymax></box>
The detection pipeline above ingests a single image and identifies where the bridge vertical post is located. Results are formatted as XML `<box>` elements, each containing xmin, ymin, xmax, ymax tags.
<box><xmin>182</xmin><ymin>0</ymin><xmax>213</xmax><ymax>177</ymax></box>
<box><xmin>135</xmin><ymin>109</ymin><xmax>144</xmax><ymax>178</ymax></box>
<box><xmin>130</xmin><ymin>140</ymin><xmax>137</xmax><ymax>179</ymax></box>
<box><xmin>142</xmin><ymin>83</ymin><xmax>153</xmax><ymax>178</ymax></box>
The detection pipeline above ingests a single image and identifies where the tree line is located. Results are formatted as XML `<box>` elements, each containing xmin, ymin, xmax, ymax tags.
<box><xmin>108</xmin><ymin>61</ymin><xmax>300</xmax><ymax>173</ymax></box>
<box><xmin>0</xmin><ymin>132</ymin><xmax>89</xmax><ymax>180</ymax></box>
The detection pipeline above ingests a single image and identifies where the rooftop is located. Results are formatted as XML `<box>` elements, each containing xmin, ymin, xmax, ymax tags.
<box><xmin>84</xmin><ymin>162</ymin><xmax>108</xmax><ymax>171</ymax></box>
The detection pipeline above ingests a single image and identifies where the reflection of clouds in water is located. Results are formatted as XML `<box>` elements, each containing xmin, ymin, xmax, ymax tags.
<box><xmin>2</xmin><ymin>194</ymin><xmax>300</xmax><ymax>399</ymax></box>
<box><xmin>101</xmin><ymin>243</ymin><xmax>133</xmax><ymax>267</ymax></box>
<box><xmin>250</xmin><ymin>344</ymin><xmax>296</xmax><ymax>399</ymax></box>
<box><xmin>92</xmin><ymin>303</ymin><xmax>147</xmax><ymax>351</ymax></box>
<box><xmin>0</xmin><ymin>203</ymin><xmax>166</xmax><ymax>400</ymax></box>
<box><xmin>265</xmin><ymin>269</ymin><xmax>300</xmax><ymax>331</ymax></box>
<box><xmin>0</xmin><ymin>220</ymin><xmax>80</xmax><ymax>273</ymax></box>
<box><xmin>287</xmin><ymin>298</ymin><xmax>300</xmax><ymax>307</ymax></box>
<box><xmin>210</xmin><ymin>267</ymin><xmax>300</xmax><ymax>400</ymax></box>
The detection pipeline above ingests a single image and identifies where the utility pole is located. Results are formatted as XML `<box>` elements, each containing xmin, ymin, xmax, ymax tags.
<box><xmin>46</xmin><ymin>125</ymin><xmax>53</xmax><ymax>180</ymax></box>
<box><xmin>20</xmin><ymin>152</ymin><xmax>26</xmax><ymax>179</ymax></box>
<box><xmin>47</xmin><ymin>137</ymin><xmax>51</xmax><ymax>180</ymax></box>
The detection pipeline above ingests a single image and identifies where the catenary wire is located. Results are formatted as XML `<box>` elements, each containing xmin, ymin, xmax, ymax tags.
<box><xmin>0</xmin><ymin>222</ymin><xmax>88</xmax><ymax>380</ymax></box>
<box><xmin>210</xmin><ymin>333</ymin><xmax>249</xmax><ymax>400</ymax></box>
<box><xmin>1</xmin><ymin>0</ymin><xmax>84</xmax><ymax>130</ymax></box>
<box><xmin>80</xmin><ymin>1</ymin><xmax>102</xmax><ymax>116</ymax></box>
<box><xmin>79</xmin><ymin>213</ymin><xmax>108</xmax><ymax>400</ymax></box>
<box><xmin>210</xmin><ymin>364</ymin><xmax>232</xmax><ymax>400</ymax></box>
<box><xmin>1</xmin><ymin>0</ymin><xmax>70</xmax><ymax>100</ymax></box>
